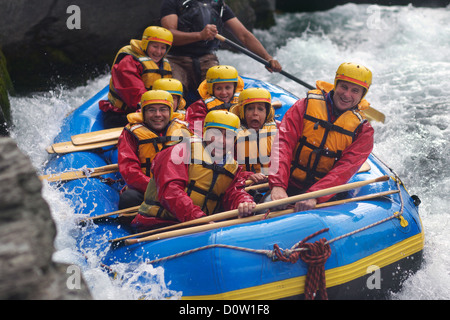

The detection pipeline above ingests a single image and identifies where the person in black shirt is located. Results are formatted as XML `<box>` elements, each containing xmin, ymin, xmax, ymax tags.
<box><xmin>160</xmin><ymin>0</ymin><xmax>281</xmax><ymax>103</ymax></box>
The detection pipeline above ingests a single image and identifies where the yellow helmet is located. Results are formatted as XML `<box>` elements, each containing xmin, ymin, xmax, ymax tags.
<box><xmin>152</xmin><ymin>78</ymin><xmax>183</xmax><ymax>97</ymax></box>
<box><xmin>141</xmin><ymin>26</ymin><xmax>173</xmax><ymax>53</ymax></box>
<box><xmin>152</xmin><ymin>78</ymin><xmax>186</xmax><ymax>111</ymax></box>
<box><xmin>237</xmin><ymin>87</ymin><xmax>273</xmax><ymax>122</ymax></box>
<box><xmin>206</xmin><ymin>65</ymin><xmax>239</xmax><ymax>95</ymax></box>
<box><xmin>203</xmin><ymin>110</ymin><xmax>240</xmax><ymax>134</ymax></box>
<box><xmin>140</xmin><ymin>90</ymin><xmax>173</xmax><ymax>118</ymax></box>
<box><xmin>335</xmin><ymin>62</ymin><xmax>372</xmax><ymax>98</ymax></box>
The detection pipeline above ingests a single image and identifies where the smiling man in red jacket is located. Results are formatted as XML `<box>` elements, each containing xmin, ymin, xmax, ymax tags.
<box><xmin>117</xmin><ymin>90</ymin><xmax>190</xmax><ymax>210</ymax></box>
<box><xmin>269</xmin><ymin>62</ymin><xmax>375</xmax><ymax>212</ymax></box>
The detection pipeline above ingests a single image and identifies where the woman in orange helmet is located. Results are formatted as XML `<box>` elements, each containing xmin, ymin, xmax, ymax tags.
<box><xmin>99</xmin><ymin>26</ymin><xmax>174</xmax><ymax>128</ymax></box>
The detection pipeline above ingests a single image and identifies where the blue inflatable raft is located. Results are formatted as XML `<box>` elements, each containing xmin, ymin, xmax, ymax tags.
<box><xmin>42</xmin><ymin>77</ymin><xmax>424</xmax><ymax>299</ymax></box>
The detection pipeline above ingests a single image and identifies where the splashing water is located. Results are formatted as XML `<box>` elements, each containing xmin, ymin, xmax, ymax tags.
<box><xmin>8</xmin><ymin>4</ymin><xmax>450</xmax><ymax>299</ymax></box>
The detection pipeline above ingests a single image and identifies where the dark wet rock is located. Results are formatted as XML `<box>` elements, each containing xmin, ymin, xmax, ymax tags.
<box><xmin>0</xmin><ymin>137</ymin><xmax>92</xmax><ymax>299</ymax></box>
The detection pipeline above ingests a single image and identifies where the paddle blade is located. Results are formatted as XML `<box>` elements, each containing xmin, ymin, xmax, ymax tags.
<box><xmin>71</xmin><ymin>127</ymin><xmax>123</xmax><ymax>146</ymax></box>
<box><xmin>363</xmin><ymin>106</ymin><xmax>385</xmax><ymax>123</ymax></box>
<box><xmin>40</xmin><ymin>164</ymin><xmax>119</xmax><ymax>182</ymax></box>
<box><xmin>48</xmin><ymin>139</ymin><xmax>118</xmax><ymax>154</ymax></box>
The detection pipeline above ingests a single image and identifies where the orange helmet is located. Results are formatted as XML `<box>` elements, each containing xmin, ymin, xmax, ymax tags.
<box><xmin>141</xmin><ymin>26</ymin><xmax>173</xmax><ymax>54</ymax></box>
<box><xmin>236</xmin><ymin>87</ymin><xmax>274</xmax><ymax>123</ymax></box>
<box><xmin>335</xmin><ymin>62</ymin><xmax>372</xmax><ymax>98</ymax></box>
<box><xmin>140</xmin><ymin>90</ymin><xmax>173</xmax><ymax>118</ymax></box>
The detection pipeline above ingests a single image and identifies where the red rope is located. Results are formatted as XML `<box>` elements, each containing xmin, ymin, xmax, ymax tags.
<box><xmin>273</xmin><ymin>228</ymin><xmax>331</xmax><ymax>300</ymax></box>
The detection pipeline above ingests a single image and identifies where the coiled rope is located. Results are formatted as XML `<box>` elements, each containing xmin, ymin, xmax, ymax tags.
<box><xmin>273</xmin><ymin>228</ymin><xmax>331</xmax><ymax>300</ymax></box>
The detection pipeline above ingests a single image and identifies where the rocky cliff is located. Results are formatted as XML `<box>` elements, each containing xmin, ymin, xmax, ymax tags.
<box><xmin>1</xmin><ymin>0</ymin><xmax>447</xmax><ymax>94</ymax></box>
<box><xmin>0</xmin><ymin>0</ymin><xmax>275</xmax><ymax>93</ymax></box>
<box><xmin>0</xmin><ymin>137</ymin><xmax>92</xmax><ymax>299</ymax></box>
<box><xmin>0</xmin><ymin>50</ymin><xmax>13</xmax><ymax>136</ymax></box>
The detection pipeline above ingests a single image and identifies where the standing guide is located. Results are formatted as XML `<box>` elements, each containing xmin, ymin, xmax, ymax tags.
<box><xmin>160</xmin><ymin>0</ymin><xmax>281</xmax><ymax>104</ymax></box>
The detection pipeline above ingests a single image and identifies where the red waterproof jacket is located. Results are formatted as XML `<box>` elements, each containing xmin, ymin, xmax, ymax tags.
<box><xmin>269</xmin><ymin>92</ymin><xmax>374</xmax><ymax>204</ymax></box>
<box><xmin>99</xmin><ymin>55</ymin><xmax>148</xmax><ymax>113</ymax></box>
<box><xmin>117</xmin><ymin>128</ymin><xmax>150</xmax><ymax>194</ymax></box>
<box><xmin>132</xmin><ymin>142</ymin><xmax>255</xmax><ymax>229</ymax></box>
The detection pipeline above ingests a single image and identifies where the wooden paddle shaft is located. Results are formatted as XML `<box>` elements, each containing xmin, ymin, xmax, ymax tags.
<box><xmin>40</xmin><ymin>164</ymin><xmax>119</xmax><ymax>182</ymax></box>
<box><xmin>111</xmin><ymin>189</ymin><xmax>398</xmax><ymax>244</ymax></box>
<box><xmin>125</xmin><ymin>175</ymin><xmax>389</xmax><ymax>245</ymax></box>
<box><xmin>71</xmin><ymin>127</ymin><xmax>123</xmax><ymax>146</ymax></box>
<box><xmin>177</xmin><ymin>175</ymin><xmax>389</xmax><ymax>225</ymax></box>
<box><xmin>215</xmin><ymin>34</ymin><xmax>314</xmax><ymax>90</ymax></box>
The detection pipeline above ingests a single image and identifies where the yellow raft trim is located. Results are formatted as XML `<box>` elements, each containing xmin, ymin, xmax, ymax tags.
<box><xmin>182</xmin><ymin>231</ymin><xmax>425</xmax><ymax>300</ymax></box>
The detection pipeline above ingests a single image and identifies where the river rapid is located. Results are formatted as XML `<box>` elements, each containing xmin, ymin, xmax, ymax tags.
<box><xmin>8</xmin><ymin>3</ymin><xmax>450</xmax><ymax>299</ymax></box>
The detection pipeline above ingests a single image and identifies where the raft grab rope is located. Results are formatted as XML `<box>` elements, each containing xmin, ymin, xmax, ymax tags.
<box><xmin>139</xmin><ymin>175</ymin><xmax>408</xmax><ymax>300</ymax></box>
<box><xmin>144</xmin><ymin>181</ymin><xmax>407</xmax><ymax>266</ymax></box>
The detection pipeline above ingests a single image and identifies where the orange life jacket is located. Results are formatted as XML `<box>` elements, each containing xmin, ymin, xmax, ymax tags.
<box><xmin>290</xmin><ymin>83</ymin><xmax>367</xmax><ymax>185</ymax></box>
<box><xmin>108</xmin><ymin>39</ymin><xmax>172</xmax><ymax>112</ymax></box>
<box><xmin>236</xmin><ymin>122</ymin><xmax>277</xmax><ymax>175</ymax></box>
<box><xmin>139</xmin><ymin>136</ymin><xmax>239</xmax><ymax>220</ymax></box>
<box><xmin>125</xmin><ymin>112</ymin><xmax>189</xmax><ymax>177</ymax></box>
<box><xmin>197</xmin><ymin>76</ymin><xmax>245</xmax><ymax>112</ymax></box>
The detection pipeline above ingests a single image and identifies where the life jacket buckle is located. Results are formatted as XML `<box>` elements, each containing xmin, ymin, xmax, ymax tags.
<box><xmin>314</xmin><ymin>122</ymin><xmax>320</xmax><ymax>130</ymax></box>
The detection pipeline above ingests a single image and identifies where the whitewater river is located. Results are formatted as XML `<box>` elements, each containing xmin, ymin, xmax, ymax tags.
<box><xmin>8</xmin><ymin>4</ymin><xmax>450</xmax><ymax>299</ymax></box>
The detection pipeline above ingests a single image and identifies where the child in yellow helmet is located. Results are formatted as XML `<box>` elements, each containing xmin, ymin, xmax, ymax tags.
<box><xmin>230</xmin><ymin>88</ymin><xmax>278</xmax><ymax>185</ymax></box>
<box><xmin>185</xmin><ymin>65</ymin><xmax>245</xmax><ymax>136</ymax></box>
<box><xmin>152</xmin><ymin>78</ymin><xmax>187</xmax><ymax>120</ymax></box>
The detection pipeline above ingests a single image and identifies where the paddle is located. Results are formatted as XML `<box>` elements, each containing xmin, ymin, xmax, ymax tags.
<box><xmin>71</xmin><ymin>127</ymin><xmax>123</xmax><ymax>146</ymax></box>
<box><xmin>47</xmin><ymin>139</ymin><xmax>118</xmax><ymax>154</ymax></box>
<box><xmin>82</xmin><ymin>178</ymin><xmax>269</xmax><ymax>224</ymax></box>
<box><xmin>110</xmin><ymin>188</ymin><xmax>398</xmax><ymax>245</ymax></box>
<box><xmin>215</xmin><ymin>34</ymin><xmax>386</xmax><ymax>123</ymax></box>
<box><xmin>86</xmin><ymin>161</ymin><xmax>370</xmax><ymax>224</ymax></box>
<box><xmin>40</xmin><ymin>164</ymin><xmax>119</xmax><ymax>183</ymax></box>
<box><xmin>46</xmin><ymin>127</ymin><xmax>123</xmax><ymax>154</ymax></box>
<box><xmin>119</xmin><ymin>175</ymin><xmax>389</xmax><ymax>245</ymax></box>
<box><xmin>79</xmin><ymin>205</ymin><xmax>140</xmax><ymax>224</ymax></box>
<box><xmin>361</xmin><ymin>106</ymin><xmax>385</xmax><ymax>124</ymax></box>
